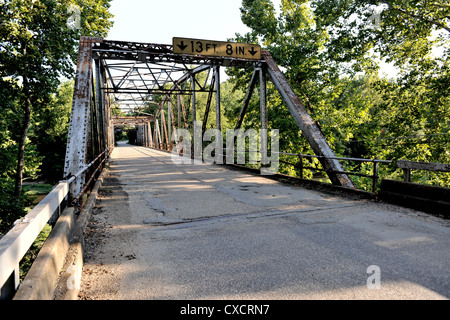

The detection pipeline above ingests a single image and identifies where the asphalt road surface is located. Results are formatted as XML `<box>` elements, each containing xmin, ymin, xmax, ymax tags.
<box><xmin>78</xmin><ymin>143</ymin><xmax>450</xmax><ymax>300</ymax></box>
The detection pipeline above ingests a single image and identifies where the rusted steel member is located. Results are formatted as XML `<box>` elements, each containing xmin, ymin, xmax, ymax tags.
<box><xmin>64</xmin><ymin>36</ymin><xmax>104</xmax><ymax>199</ymax></box>
<box><xmin>262</xmin><ymin>50</ymin><xmax>354</xmax><ymax>188</ymax></box>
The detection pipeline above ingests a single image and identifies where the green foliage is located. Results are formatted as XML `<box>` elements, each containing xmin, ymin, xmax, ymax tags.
<box><xmin>0</xmin><ymin>0</ymin><xmax>112</xmax><ymax>100</ymax></box>
<box><xmin>0</xmin><ymin>0</ymin><xmax>114</xmax><ymax>232</ymax></box>
<box><xmin>0</xmin><ymin>178</ymin><xmax>26</xmax><ymax>234</ymax></box>
<box><xmin>228</xmin><ymin>0</ymin><xmax>449</xmax><ymax>190</ymax></box>
<box><xmin>31</xmin><ymin>80</ymin><xmax>74</xmax><ymax>183</ymax></box>
<box><xmin>127</xmin><ymin>128</ymin><xmax>137</xmax><ymax>145</ymax></box>
<box><xmin>114</xmin><ymin>127</ymin><xmax>130</xmax><ymax>143</ymax></box>
<box><xmin>310</xmin><ymin>0</ymin><xmax>450</xmax><ymax>69</ymax></box>
<box><xmin>19</xmin><ymin>224</ymin><xmax>52</xmax><ymax>281</ymax></box>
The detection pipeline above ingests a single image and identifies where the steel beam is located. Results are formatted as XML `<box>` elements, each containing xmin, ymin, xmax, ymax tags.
<box><xmin>112</xmin><ymin>116</ymin><xmax>155</xmax><ymax>123</ymax></box>
<box><xmin>64</xmin><ymin>37</ymin><xmax>103</xmax><ymax>198</ymax></box>
<box><xmin>92</xmin><ymin>40</ymin><xmax>259</xmax><ymax>69</ymax></box>
<box><xmin>148</xmin><ymin>121</ymin><xmax>154</xmax><ymax>148</ymax></box>
<box><xmin>259</xmin><ymin>66</ymin><xmax>268</xmax><ymax>165</ymax></box>
<box><xmin>215</xmin><ymin>66</ymin><xmax>221</xmax><ymax>131</ymax></box>
<box><xmin>261</xmin><ymin>50</ymin><xmax>354</xmax><ymax>188</ymax></box>
<box><xmin>177</xmin><ymin>94</ymin><xmax>181</xmax><ymax>129</ymax></box>
<box><xmin>155</xmin><ymin>119</ymin><xmax>162</xmax><ymax>149</ymax></box>
<box><xmin>167</xmin><ymin>102</ymin><xmax>172</xmax><ymax>150</ymax></box>
<box><xmin>235</xmin><ymin>69</ymin><xmax>259</xmax><ymax>131</ymax></box>
<box><xmin>201</xmin><ymin>73</ymin><xmax>215</xmax><ymax>135</ymax></box>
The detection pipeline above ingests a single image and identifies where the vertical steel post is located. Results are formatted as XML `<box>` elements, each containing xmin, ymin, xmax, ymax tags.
<box><xmin>153</xmin><ymin>120</ymin><xmax>158</xmax><ymax>148</ymax></box>
<box><xmin>259</xmin><ymin>66</ymin><xmax>268</xmax><ymax>165</ymax></box>
<box><xmin>235</xmin><ymin>69</ymin><xmax>259</xmax><ymax>131</ymax></box>
<box><xmin>372</xmin><ymin>160</ymin><xmax>379</xmax><ymax>194</ymax></box>
<box><xmin>214</xmin><ymin>66</ymin><xmax>222</xmax><ymax>160</ymax></box>
<box><xmin>148</xmin><ymin>121</ymin><xmax>153</xmax><ymax>148</ymax></box>
<box><xmin>95</xmin><ymin>59</ymin><xmax>104</xmax><ymax>152</ymax></box>
<box><xmin>160</xmin><ymin>112</ymin><xmax>164</xmax><ymax>149</ymax></box>
<box><xmin>136</xmin><ymin>125</ymin><xmax>141</xmax><ymax>145</ymax></box>
<box><xmin>191</xmin><ymin>73</ymin><xmax>200</xmax><ymax>160</ymax></box>
<box><xmin>144</xmin><ymin>123</ymin><xmax>148</xmax><ymax>147</ymax></box>
<box><xmin>161</xmin><ymin>107</ymin><xmax>169</xmax><ymax>150</ymax></box>
<box><xmin>215</xmin><ymin>66</ymin><xmax>221</xmax><ymax>131</ymax></box>
<box><xmin>298</xmin><ymin>154</ymin><xmax>304</xmax><ymax>179</ymax></box>
<box><xmin>64</xmin><ymin>36</ymin><xmax>102</xmax><ymax>199</ymax></box>
<box><xmin>168</xmin><ymin>102</ymin><xmax>172</xmax><ymax>150</ymax></box>
<box><xmin>191</xmin><ymin>73</ymin><xmax>196</xmax><ymax>126</ymax></box>
<box><xmin>100</xmin><ymin>62</ymin><xmax>108</xmax><ymax>150</ymax></box>
<box><xmin>143</xmin><ymin>124</ymin><xmax>146</xmax><ymax>146</ymax></box>
<box><xmin>177</xmin><ymin>94</ymin><xmax>181</xmax><ymax>129</ymax></box>
<box><xmin>156</xmin><ymin>119</ymin><xmax>162</xmax><ymax>149</ymax></box>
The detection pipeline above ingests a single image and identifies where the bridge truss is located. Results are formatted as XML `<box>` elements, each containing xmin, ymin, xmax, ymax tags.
<box><xmin>5</xmin><ymin>36</ymin><xmax>450</xmax><ymax>300</ymax></box>
<box><xmin>63</xmin><ymin>36</ymin><xmax>354</xmax><ymax>200</ymax></box>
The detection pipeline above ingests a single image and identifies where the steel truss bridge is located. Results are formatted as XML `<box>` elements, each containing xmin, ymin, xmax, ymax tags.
<box><xmin>65</xmin><ymin>35</ymin><xmax>354</xmax><ymax>199</ymax></box>
<box><xmin>1</xmin><ymin>36</ymin><xmax>448</xmax><ymax>300</ymax></box>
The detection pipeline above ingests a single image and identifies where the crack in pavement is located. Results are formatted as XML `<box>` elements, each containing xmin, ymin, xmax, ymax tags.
<box><xmin>144</xmin><ymin>202</ymin><xmax>369</xmax><ymax>230</ymax></box>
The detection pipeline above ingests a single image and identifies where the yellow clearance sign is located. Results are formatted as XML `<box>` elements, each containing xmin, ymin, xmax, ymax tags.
<box><xmin>173</xmin><ymin>37</ymin><xmax>261</xmax><ymax>60</ymax></box>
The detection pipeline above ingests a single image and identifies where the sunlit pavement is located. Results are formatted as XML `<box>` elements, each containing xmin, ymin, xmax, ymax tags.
<box><xmin>79</xmin><ymin>143</ymin><xmax>450</xmax><ymax>300</ymax></box>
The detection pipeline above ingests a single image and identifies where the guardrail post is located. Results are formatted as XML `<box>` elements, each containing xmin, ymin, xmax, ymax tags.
<box><xmin>298</xmin><ymin>154</ymin><xmax>304</xmax><ymax>179</ymax></box>
<box><xmin>372</xmin><ymin>160</ymin><xmax>379</xmax><ymax>194</ymax></box>
<box><xmin>0</xmin><ymin>266</ymin><xmax>19</xmax><ymax>300</ymax></box>
<box><xmin>68</xmin><ymin>181</ymin><xmax>74</xmax><ymax>207</ymax></box>
<box><xmin>48</xmin><ymin>204</ymin><xmax>61</xmax><ymax>228</ymax></box>
<box><xmin>403</xmin><ymin>168</ymin><xmax>411</xmax><ymax>183</ymax></box>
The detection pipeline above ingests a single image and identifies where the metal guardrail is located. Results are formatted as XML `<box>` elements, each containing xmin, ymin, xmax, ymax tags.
<box><xmin>148</xmin><ymin>141</ymin><xmax>393</xmax><ymax>193</ymax></box>
<box><xmin>276</xmin><ymin>152</ymin><xmax>392</xmax><ymax>194</ymax></box>
<box><xmin>396</xmin><ymin>160</ymin><xmax>450</xmax><ymax>182</ymax></box>
<box><xmin>145</xmin><ymin>142</ymin><xmax>450</xmax><ymax>194</ymax></box>
<box><xmin>0</xmin><ymin>148</ymin><xmax>110</xmax><ymax>299</ymax></box>
<box><xmin>215</xmin><ymin>148</ymin><xmax>392</xmax><ymax>194</ymax></box>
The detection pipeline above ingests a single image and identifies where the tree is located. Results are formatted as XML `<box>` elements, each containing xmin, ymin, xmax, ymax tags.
<box><xmin>229</xmin><ymin>0</ymin><xmax>449</xmax><ymax>188</ymax></box>
<box><xmin>31</xmin><ymin>80</ymin><xmax>74</xmax><ymax>183</ymax></box>
<box><xmin>0</xmin><ymin>79</ymin><xmax>40</xmax><ymax>233</ymax></box>
<box><xmin>231</xmin><ymin>0</ymin><xmax>372</xmax><ymax>160</ymax></box>
<box><xmin>310</xmin><ymin>0</ymin><xmax>449</xmax><ymax>63</ymax></box>
<box><xmin>0</xmin><ymin>0</ymin><xmax>113</xmax><ymax>203</ymax></box>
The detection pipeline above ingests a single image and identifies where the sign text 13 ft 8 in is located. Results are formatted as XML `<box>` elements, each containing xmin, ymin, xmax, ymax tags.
<box><xmin>173</xmin><ymin>37</ymin><xmax>261</xmax><ymax>60</ymax></box>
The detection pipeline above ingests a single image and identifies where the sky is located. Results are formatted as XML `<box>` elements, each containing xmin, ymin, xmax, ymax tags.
<box><xmin>106</xmin><ymin>0</ymin><xmax>282</xmax><ymax>82</ymax></box>
<box><xmin>106</xmin><ymin>0</ymin><xmax>281</xmax><ymax>44</ymax></box>
<box><xmin>105</xmin><ymin>0</ymin><xmax>400</xmax><ymax>78</ymax></box>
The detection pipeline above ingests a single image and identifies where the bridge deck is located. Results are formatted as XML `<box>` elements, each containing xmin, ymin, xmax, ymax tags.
<box><xmin>78</xmin><ymin>143</ymin><xmax>449</xmax><ymax>299</ymax></box>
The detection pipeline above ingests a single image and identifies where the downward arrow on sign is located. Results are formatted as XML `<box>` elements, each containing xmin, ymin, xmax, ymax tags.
<box><xmin>248</xmin><ymin>47</ymin><xmax>258</xmax><ymax>56</ymax></box>
<box><xmin>177</xmin><ymin>41</ymin><xmax>188</xmax><ymax>51</ymax></box>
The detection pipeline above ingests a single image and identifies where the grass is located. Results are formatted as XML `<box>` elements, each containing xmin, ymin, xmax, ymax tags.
<box><xmin>18</xmin><ymin>183</ymin><xmax>55</xmax><ymax>281</ymax></box>
<box><xmin>23</xmin><ymin>183</ymin><xmax>54</xmax><ymax>206</ymax></box>
<box><xmin>19</xmin><ymin>224</ymin><xmax>52</xmax><ymax>281</ymax></box>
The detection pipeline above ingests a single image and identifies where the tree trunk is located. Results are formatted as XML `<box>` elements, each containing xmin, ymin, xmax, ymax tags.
<box><xmin>14</xmin><ymin>76</ymin><xmax>32</xmax><ymax>203</ymax></box>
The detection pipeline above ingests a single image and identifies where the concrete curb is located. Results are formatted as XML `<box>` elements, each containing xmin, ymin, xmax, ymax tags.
<box><xmin>13</xmin><ymin>207</ymin><xmax>76</xmax><ymax>300</ymax></box>
<box><xmin>54</xmin><ymin>167</ymin><xmax>108</xmax><ymax>300</ymax></box>
<box><xmin>379</xmin><ymin>179</ymin><xmax>450</xmax><ymax>219</ymax></box>
<box><xmin>11</xmin><ymin>164</ymin><xmax>108</xmax><ymax>300</ymax></box>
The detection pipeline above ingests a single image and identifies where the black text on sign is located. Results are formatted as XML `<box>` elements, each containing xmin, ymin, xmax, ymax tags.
<box><xmin>173</xmin><ymin>37</ymin><xmax>261</xmax><ymax>60</ymax></box>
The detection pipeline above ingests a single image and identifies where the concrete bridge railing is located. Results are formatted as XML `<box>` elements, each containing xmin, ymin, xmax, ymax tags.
<box><xmin>0</xmin><ymin>148</ymin><xmax>110</xmax><ymax>300</ymax></box>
